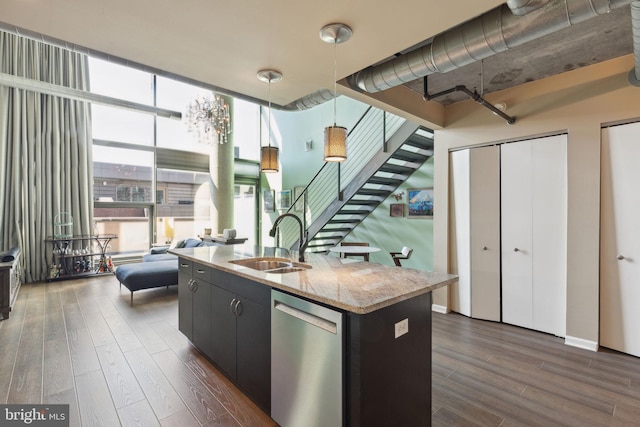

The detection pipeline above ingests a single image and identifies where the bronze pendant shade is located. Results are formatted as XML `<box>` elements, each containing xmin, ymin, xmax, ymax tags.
<box><xmin>257</xmin><ymin>69</ymin><xmax>282</xmax><ymax>173</ymax></box>
<box><xmin>261</xmin><ymin>146</ymin><xmax>279</xmax><ymax>173</ymax></box>
<box><xmin>323</xmin><ymin>125</ymin><xmax>347</xmax><ymax>162</ymax></box>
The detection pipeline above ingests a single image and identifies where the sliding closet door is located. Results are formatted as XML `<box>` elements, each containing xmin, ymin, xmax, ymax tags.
<box><xmin>601</xmin><ymin>122</ymin><xmax>640</xmax><ymax>357</ymax></box>
<box><xmin>501</xmin><ymin>135</ymin><xmax>567</xmax><ymax>336</ymax></box>
<box><xmin>501</xmin><ymin>141</ymin><xmax>534</xmax><ymax>329</ymax></box>
<box><xmin>449</xmin><ymin>146</ymin><xmax>500</xmax><ymax>321</ymax></box>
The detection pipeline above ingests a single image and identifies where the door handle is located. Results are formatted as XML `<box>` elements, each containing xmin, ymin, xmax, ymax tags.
<box><xmin>482</xmin><ymin>246</ymin><xmax>488</xmax><ymax>251</ymax></box>
<box><xmin>513</xmin><ymin>248</ymin><xmax>520</xmax><ymax>252</ymax></box>
<box><xmin>234</xmin><ymin>300</ymin><xmax>243</xmax><ymax>316</ymax></box>
<box><xmin>617</xmin><ymin>254</ymin><xmax>625</xmax><ymax>260</ymax></box>
<box><xmin>191</xmin><ymin>280</ymin><xmax>198</xmax><ymax>292</ymax></box>
<box><xmin>187</xmin><ymin>279</ymin><xmax>194</xmax><ymax>291</ymax></box>
<box><xmin>273</xmin><ymin>301</ymin><xmax>338</xmax><ymax>334</ymax></box>
<box><xmin>229</xmin><ymin>298</ymin><xmax>236</xmax><ymax>314</ymax></box>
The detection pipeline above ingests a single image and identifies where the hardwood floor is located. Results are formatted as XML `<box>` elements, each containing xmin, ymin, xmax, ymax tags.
<box><xmin>432</xmin><ymin>312</ymin><xmax>640</xmax><ymax>426</ymax></box>
<box><xmin>0</xmin><ymin>276</ymin><xmax>276</xmax><ymax>427</ymax></box>
<box><xmin>1</xmin><ymin>276</ymin><xmax>639</xmax><ymax>426</ymax></box>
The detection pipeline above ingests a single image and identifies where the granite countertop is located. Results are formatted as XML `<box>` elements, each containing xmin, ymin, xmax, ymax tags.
<box><xmin>169</xmin><ymin>245</ymin><xmax>457</xmax><ymax>314</ymax></box>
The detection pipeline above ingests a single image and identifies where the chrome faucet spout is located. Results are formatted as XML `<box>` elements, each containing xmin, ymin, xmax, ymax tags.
<box><xmin>269</xmin><ymin>213</ymin><xmax>308</xmax><ymax>262</ymax></box>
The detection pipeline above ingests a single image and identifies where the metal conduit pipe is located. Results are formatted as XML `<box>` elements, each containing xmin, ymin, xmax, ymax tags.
<box><xmin>629</xmin><ymin>1</ymin><xmax>640</xmax><ymax>86</ymax></box>
<box><xmin>352</xmin><ymin>0</ymin><xmax>633</xmax><ymax>93</ymax></box>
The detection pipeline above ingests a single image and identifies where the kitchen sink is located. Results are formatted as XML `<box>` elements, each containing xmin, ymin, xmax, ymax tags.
<box><xmin>229</xmin><ymin>257</ymin><xmax>312</xmax><ymax>274</ymax></box>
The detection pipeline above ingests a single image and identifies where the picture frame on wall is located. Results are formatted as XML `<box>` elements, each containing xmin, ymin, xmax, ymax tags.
<box><xmin>407</xmin><ymin>188</ymin><xmax>434</xmax><ymax>218</ymax></box>
<box><xmin>276</xmin><ymin>190</ymin><xmax>292</xmax><ymax>210</ymax></box>
<box><xmin>263</xmin><ymin>189</ymin><xmax>275</xmax><ymax>213</ymax></box>
<box><xmin>390</xmin><ymin>203</ymin><xmax>404</xmax><ymax>217</ymax></box>
<box><xmin>293</xmin><ymin>186</ymin><xmax>305</xmax><ymax>212</ymax></box>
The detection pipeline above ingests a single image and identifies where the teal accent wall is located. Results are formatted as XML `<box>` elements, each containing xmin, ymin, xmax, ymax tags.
<box><xmin>275</xmin><ymin>97</ymin><xmax>369</xmax><ymax>190</ymax></box>
<box><xmin>344</xmin><ymin>157</ymin><xmax>434</xmax><ymax>271</ymax></box>
<box><xmin>270</xmin><ymin>96</ymin><xmax>435</xmax><ymax>271</ymax></box>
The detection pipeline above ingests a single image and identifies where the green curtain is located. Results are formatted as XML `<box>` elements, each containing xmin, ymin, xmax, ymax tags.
<box><xmin>0</xmin><ymin>31</ymin><xmax>93</xmax><ymax>282</ymax></box>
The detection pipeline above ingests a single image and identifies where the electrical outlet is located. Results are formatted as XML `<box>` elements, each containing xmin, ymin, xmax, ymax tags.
<box><xmin>394</xmin><ymin>318</ymin><xmax>409</xmax><ymax>338</ymax></box>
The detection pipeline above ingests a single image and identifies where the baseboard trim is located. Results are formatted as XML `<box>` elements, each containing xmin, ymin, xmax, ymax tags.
<box><xmin>432</xmin><ymin>304</ymin><xmax>448</xmax><ymax>314</ymax></box>
<box><xmin>565</xmin><ymin>335</ymin><xmax>598</xmax><ymax>352</ymax></box>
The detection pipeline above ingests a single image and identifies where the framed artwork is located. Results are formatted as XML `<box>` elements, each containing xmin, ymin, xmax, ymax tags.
<box><xmin>276</xmin><ymin>190</ymin><xmax>292</xmax><ymax>210</ymax></box>
<box><xmin>293</xmin><ymin>186</ymin><xmax>305</xmax><ymax>212</ymax></box>
<box><xmin>390</xmin><ymin>203</ymin><xmax>405</xmax><ymax>217</ymax></box>
<box><xmin>263</xmin><ymin>189</ymin><xmax>275</xmax><ymax>213</ymax></box>
<box><xmin>407</xmin><ymin>188</ymin><xmax>434</xmax><ymax>218</ymax></box>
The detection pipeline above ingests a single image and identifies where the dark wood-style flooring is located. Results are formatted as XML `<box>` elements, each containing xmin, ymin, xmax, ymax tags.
<box><xmin>1</xmin><ymin>276</ymin><xmax>639</xmax><ymax>426</ymax></box>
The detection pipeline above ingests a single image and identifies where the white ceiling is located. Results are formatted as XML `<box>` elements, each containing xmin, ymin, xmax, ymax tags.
<box><xmin>1</xmin><ymin>0</ymin><xmax>504</xmax><ymax>107</ymax></box>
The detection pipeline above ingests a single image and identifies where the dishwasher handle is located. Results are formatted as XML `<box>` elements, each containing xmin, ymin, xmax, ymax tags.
<box><xmin>274</xmin><ymin>301</ymin><xmax>337</xmax><ymax>334</ymax></box>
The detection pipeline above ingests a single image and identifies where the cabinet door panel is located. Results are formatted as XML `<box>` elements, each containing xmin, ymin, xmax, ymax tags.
<box><xmin>178</xmin><ymin>272</ymin><xmax>193</xmax><ymax>340</ymax></box>
<box><xmin>211</xmin><ymin>284</ymin><xmax>237</xmax><ymax>379</ymax></box>
<box><xmin>236</xmin><ymin>297</ymin><xmax>270</xmax><ymax>410</ymax></box>
<box><xmin>192</xmin><ymin>279</ymin><xmax>213</xmax><ymax>356</ymax></box>
<box><xmin>501</xmin><ymin>141</ymin><xmax>534</xmax><ymax>329</ymax></box>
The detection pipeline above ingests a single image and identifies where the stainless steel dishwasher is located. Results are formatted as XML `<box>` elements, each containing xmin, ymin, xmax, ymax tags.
<box><xmin>271</xmin><ymin>289</ymin><xmax>343</xmax><ymax>427</ymax></box>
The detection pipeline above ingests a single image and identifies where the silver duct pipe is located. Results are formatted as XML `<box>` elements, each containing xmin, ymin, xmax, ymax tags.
<box><xmin>352</xmin><ymin>0</ymin><xmax>633</xmax><ymax>93</ymax></box>
<box><xmin>507</xmin><ymin>0</ymin><xmax>551</xmax><ymax>15</ymax></box>
<box><xmin>280</xmin><ymin>89</ymin><xmax>336</xmax><ymax>111</ymax></box>
<box><xmin>630</xmin><ymin>1</ymin><xmax>640</xmax><ymax>86</ymax></box>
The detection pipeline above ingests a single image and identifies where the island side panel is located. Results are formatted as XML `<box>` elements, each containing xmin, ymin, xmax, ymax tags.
<box><xmin>347</xmin><ymin>291</ymin><xmax>432</xmax><ymax>427</ymax></box>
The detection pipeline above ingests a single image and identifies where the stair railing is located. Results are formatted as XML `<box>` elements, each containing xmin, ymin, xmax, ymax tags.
<box><xmin>276</xmin><ymin>107</ymin><xmax>406</xmax><ymax>249</ymax></box>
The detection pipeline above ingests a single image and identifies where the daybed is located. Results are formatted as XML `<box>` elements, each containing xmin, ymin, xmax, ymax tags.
<box><xmin>115</xmin><ymin>238</ymin><xmax>219</xmax><ymax>304</ymax></box>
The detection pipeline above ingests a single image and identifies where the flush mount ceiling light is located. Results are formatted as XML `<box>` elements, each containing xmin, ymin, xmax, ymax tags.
<box><xmin>185</xmin><ymin>94</ymin><xmax>231</xmax><ymax>144</ymax></box>
<box><xmin>258</xmin><ymin>69</ymin><xmax>283</xmax><ymax>173</ymax></box>
<box><xmin>320</xmin><ymin>23</ymin><xmax>352</xmax><ymax>162</ymax></box>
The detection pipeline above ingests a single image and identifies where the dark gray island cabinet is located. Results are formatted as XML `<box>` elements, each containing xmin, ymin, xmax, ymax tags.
<box><xmin>178</xmin><ymin>258</ymin><xmax>270</xmax><ymax>411</ymax></box>
<box><xmin>173</xmin><ymin>248</ymin><xmax>456</xmax><ymax>427</ymax></box>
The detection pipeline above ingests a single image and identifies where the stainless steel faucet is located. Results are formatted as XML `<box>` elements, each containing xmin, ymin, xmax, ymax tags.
<box><xmin>269</xmin><ymin>213</ymin><xmax>309</xmax><ymax>262</ymax></box>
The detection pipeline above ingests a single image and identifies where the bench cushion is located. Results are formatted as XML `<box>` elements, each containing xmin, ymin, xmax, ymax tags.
<box><xmin>142</xmin><ymin>253</ymin><xmax>177</xmax><ymax>262</ymax></box>
<box><xmin>115</xmin><ymin>260</ymin><xmax>178</xmax><ymax>292</ymax></box>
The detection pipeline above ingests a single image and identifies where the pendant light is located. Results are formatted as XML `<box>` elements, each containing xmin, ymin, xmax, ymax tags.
<box><xmin>258</xmin><ymin>69</ymin><xmax>283</xmax><ymax>173</ymax></box>
<box><xmin>320</xmin><ymin>23</ymin><xmax>352</xmax><ymax>162</ymax></box>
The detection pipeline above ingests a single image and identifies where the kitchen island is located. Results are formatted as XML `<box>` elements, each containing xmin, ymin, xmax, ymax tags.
<box><xmin>170</xmin><ymin>244</ymin><xmax>456</xmax><ymax>427</ymax></box>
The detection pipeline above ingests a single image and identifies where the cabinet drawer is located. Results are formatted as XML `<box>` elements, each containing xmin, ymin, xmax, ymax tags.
<box><xmin>178</xmin><ymin>258</ymin><xmax>193</xmax><ymax>276</ymax></box>
<box><xmin>212</xmin><ymin>268</ymin><xmax>270</xmax><ymax>305</ymax></box>
<box><xmin>192</xmin><ymin>262</ymin><xmax>212</xmax><ymax>283</ymax></box>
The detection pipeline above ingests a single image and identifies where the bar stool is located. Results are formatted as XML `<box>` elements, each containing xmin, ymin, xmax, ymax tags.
<box><xmin>340</xmin><ymin>242</ymin><xmax>370</xmax><ymax>261</ymax></box>
<box><xmin>390</xmin><ymin>246</ymin><xmax>413</xmax><ymax>266</ymax></box>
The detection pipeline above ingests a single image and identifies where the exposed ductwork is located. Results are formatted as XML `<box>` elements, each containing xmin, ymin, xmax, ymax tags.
<box><xmin>280</xmin><ymin>89</ymin><xmax>336</xmax><ymax>111</ymax></box>
<box><xmin>507</xmin><ymin>0</ymin><xmax>551</xmax><ymax>15</ymax></box>
<box><xmin>351</xmin><ymin>0</ymin><xmax>633</xmax><ymax>94</ymax></box>
<box><xmin>630</xmin><ymin>1</ymin><xmax>640</xmax><ymax>86</ymax></box>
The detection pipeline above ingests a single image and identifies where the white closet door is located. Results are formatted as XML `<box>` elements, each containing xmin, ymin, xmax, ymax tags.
<box><xmin>601</xmin><ymin>122</ymin><xmax>640</xmax><ymax>357</ymax></box>
<box><xmin>531</xmin><ymin>136</ymin><xmax>567</xmax><ymax>337</ymax></box>
<box><xmin>501</xmin><ymin>135</ymin><xmax>567</xmax><ymax>336</ymax></box>
<box><xmin>450</xmin><ymin>150</ymin><xmax>472</xmax><ymax>316</ymax></box>
<box><xmin>449</xmin><ymin>146</ymin><xmax>500</xmax><ymax>321</ymax></box>
<box><xmin>501</xmin><ymin>141</ymin><xmax>534</xmax><ymax>329</ymax></box>
<box><xmin>469</xmin><ymin>146</ymin><xmax>501</xmax><ymax>321</ymax></box>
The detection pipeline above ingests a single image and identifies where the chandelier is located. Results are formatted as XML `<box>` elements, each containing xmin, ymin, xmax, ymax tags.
<box><xmin>185</xmin><ymin>95</ymin><xmax>231</xmax><ymax>144</ymax></box>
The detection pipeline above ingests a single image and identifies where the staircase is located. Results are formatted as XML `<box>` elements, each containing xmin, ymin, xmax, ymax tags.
<box><xmin>276</xmin><ymin>106</ymin><xmax>434</xmax><ymax>253</ymax></box>
<box><xmin>306</xmin><ymin>124</ymin><xmax>434</xmax><ymax>253</ymax></box>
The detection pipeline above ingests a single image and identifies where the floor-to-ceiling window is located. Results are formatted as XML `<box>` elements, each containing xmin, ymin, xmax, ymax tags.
<box><xmin>88</xmin><ymin>57</ymin><xmax>261</xmax><ymax>259</ymax></box>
